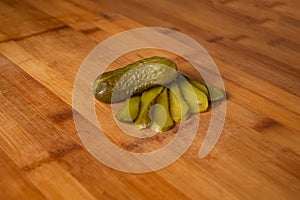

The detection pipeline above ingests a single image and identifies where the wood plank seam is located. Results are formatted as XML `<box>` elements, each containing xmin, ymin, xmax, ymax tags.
<box><xmin>0</xmin><ymin>24</ymin><xmax>69</xmax><ymax>44</ymax></box>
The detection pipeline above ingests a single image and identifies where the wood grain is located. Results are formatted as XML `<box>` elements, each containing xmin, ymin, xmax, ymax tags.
<box><xmin>0</xmin><ymin>0</ymin><xmax>299</xmax><ymax>199</ymax></box>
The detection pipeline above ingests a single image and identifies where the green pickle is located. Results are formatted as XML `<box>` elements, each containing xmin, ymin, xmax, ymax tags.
<box><xmin>115</xmin><ymin>96</ymin><xmax>141</xmax><ymax>122</ymax></box>
<box><xmin>150</xmin><ymin>88</ymin><xmax>174</xmax><ymax>132</ymax></box>
<box><xmin>188</xmin><ymin>78</ymin><xmax>225</xmax><ymax>102</ymax></box>
<box><xmin>134</xmin><ymin>86</ymin><xmax>164</xmax><ymax>129</ymax></box>
<box><xmin>178</xmin><ymin>76</ymin><xmax>208</xmax><ymax>113</ymax></box>
<box><xmin>169</xmin><ymin>81</ymin><xmax>190</xmax><ymax>122</ymax></box>
<box><xmin>207</xmin><ymin>86</ymin><xmax>225</xmax><ymax>102</ymax></box>
<box><xmin>94</xmin><ymin>56</ymin><xmax>177</xmax><ymax>103</ymax></box>
<box><xmin>188</xmin><ymin>79</ymin><xmax>209</xmax><ymax>96</ymax></box>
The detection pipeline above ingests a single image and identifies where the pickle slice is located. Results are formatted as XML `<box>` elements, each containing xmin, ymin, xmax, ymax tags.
<box><xmin>150</xmin><ymin>88</ymin><xmax>174</xmax><ymax>132</ymax></box>
<box><xmin>207</xmin><ymin>86</ymin><xmax>225</xmax><ymax>102</ymax></box>
<box><xmin>188</xmin><ymin>78</ymin><xmax>225</xmax><ymax>102</ymax></box>
<box><xmin>188</xmin><ymin>79</ymin><xmax>209</xmax><ymax>96</ymax></box>
<box><xmin>134</xmin><ymin>86</ymin><xmax>164</xmax><ymax>129</ymax></box>
<box><xmin>178</xmin><ymin>77</ymin><xmax>208</xmax><ymax>113</ymax></box>
<box><xmin>115</xmin><ymin>95</ymin><xmax>141</xmax><ymax>122</ymax></box>
<box><xmin>169</xmin><ymin>81</ymin><xmax>190</xmax><ymax>122</ymax></box>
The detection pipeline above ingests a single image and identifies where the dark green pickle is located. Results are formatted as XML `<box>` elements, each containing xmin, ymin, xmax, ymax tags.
<box><xmin>93</xmin><ymin>56</ymin><xmax>178</xmax><ymax>103</ymax></box>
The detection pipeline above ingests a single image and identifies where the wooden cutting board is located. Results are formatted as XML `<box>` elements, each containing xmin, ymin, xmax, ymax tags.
<box><xmin>0</xmin><ymin>0</ymin><xmax>300</xmax><ymax>199</ymax></box>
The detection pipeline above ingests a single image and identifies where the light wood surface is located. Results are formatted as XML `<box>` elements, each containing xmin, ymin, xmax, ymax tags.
<box><xmin>0</xmin><ymin>0</ymin><xmax>300</xmax><ymax>199</ymax></box>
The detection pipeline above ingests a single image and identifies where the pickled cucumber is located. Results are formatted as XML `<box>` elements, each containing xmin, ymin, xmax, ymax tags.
<box><xmin>150</xmin><ymin>88</ymin><xmax>174</xmax><ymax>132</ymax></box>
<box><xmin>115</xmin><ymin>95</ymin><xmax>141</xmax><ymax>122</ymax></box>
<box><xmin>94</xmin><ymin>56</ymin><xmax>177</xmax><ymax>103</ymax></box>
<box><xmin>134</xmin><ymin>86</ymin><xmax>164</xmax><ymax>129</ymax></box>
<box><xmin>188</xmin><ymin>78</ymin><xmax>224</xmax><ymax>102</ymax></box>
<box><xmin>178</xmin><ymin>76</ymin><xmax>208</xmax><ymax>113</ymax></box>
<box><xmin>188</xmin><ymin>79</ymin><xmax>209</xmax><ymax>96</ymax></box>
<box><xmin>207</xmin><ymin>86</ymin><xmax>225</xmax><ymax>102</ymax></box>
<box><xmin>169</xmin><ymin>81</ymin><xmax>190</xmax><ymax>122</ymax></box>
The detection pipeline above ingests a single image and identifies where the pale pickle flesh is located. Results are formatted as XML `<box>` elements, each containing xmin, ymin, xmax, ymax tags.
<box><xmin>188</xmin><ymin>78</ymin><xmax>225</xmax><ymax>102</ymax></box>
<box><xmin>188</xmin><ymin>79</ymin><xmax>209</xmax><ymax>96</ymax></box>
<box><xmin>178</xmin><ymin>76</ymin><xmax>208</xmax><ymax>113</ymax></box>
<box><xmin>115</xmin><ymin>95</ymin><xmax>141</xmax><ymax>122</ymax></box>
<box><xmin>134</xmin><ymin>86</ymin><xmax>164</xmax><ymax>129</ymax></box>
<box><xmin>169</xmin><ymin>81</ymin><xmax>190</xmax><ymax>122</ymax></box>
<box><xmin>150</xmin><ymin>88</ymin><xmax>175</xmax><ymax>132</ymax></box>
<box><xmin>207</xmin><ymin>86</ymin><xmax>225</xmax><ymax>102</ymax></box>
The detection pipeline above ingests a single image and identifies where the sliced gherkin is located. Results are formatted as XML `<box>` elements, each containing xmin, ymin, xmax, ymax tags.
<box><xmin>187</xmin><ymin>78</ymin><xmax>225</xmax><ymax>102</ymax></box>
<box><xmin>94</xmin><ymin>56</ymin><xmax>177</xmax><ymax>103</ymax></box>
<box><xmin>188</xmin><ymin>79</ymin><xmax>209</xmax><ymax>96</ymax></box>
<box><xmin>150</xmin><ymin>88</ymin><xmax>174</xmax><ymax>132</ymax></box>
<box><xmin>134</xmin><ymin>86</ymin><xmax>164</xmax><ymax>129</ymax></box>
<box><xmin>115</xmin><ymin>96</ymin><xmax>141</xmax><ymax>122</ymax></box>
<box><xmin>178</xmin><ymin>76</ymin><xmax>208</xmax><ymax>113</ymax></box>
<box><xmin>207</xmin><ymin>86</ymin><xmax>225</xmax><ymax>102</ymax></box>
<box><xmin>169</xmin><ymin>81</ymin><xmax>190</xmax><ymax>122</ymax></box>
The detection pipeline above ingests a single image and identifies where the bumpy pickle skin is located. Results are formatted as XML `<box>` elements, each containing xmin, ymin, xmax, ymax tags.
<box><xmin>178</xmin><ymin>76</ymin><xmax>208</xmax><ymax>113</ymax></box>
<box><xmin>134</xmin><ymin>86</ymin><xmax>164</xmax><ymax>129</ymax></box>
<box><xmin>93</xmin><ymin>56</ymin><xmax>177</xmax><ymax>103</ymax></box>
<box><xmin>115</xmin><ymin>96</ymin><xmax>141</xmax><ymax>122</ymax></box>
<box><xmin>150</xmin><ymin>88</ymin><xmax>175</xmax><ymax>132</ymax></box>
<box><xmin>169</xmin><ymin>81</ymin><xmax>190</xmax><ymax>122</ymax></box>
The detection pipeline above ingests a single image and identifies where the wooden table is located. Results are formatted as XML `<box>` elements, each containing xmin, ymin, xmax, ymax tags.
<box><xmin>0</xmin><ymin>0</ymin><xmax>299</xmax><ymax>199</ymax></box>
